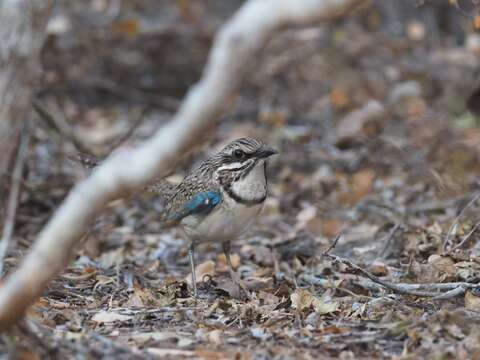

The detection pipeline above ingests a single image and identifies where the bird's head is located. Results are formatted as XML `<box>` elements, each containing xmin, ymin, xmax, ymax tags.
<box><xmin>211</xmin><ymin>138</ymin><xmax>277</xmax><ymax>179</ymax></box>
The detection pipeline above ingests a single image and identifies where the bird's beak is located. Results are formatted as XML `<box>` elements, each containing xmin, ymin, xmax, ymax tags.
<box><xmin>256</xmin><ymin>146</ymin><xmax>278</xmax><ymax>159</ymax></box>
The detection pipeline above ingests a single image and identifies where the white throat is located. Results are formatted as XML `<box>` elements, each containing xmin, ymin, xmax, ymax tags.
<box><xmin>230</xmin><ymin>161</ymin><xmax>267</xmax><ymax>203</ymax></box>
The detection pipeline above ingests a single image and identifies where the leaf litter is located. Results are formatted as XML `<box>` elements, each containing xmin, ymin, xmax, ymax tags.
<box><xmin>3</xmin><ymin>1</ymin><xmax>480</xmax><ymax>359</ymax></box>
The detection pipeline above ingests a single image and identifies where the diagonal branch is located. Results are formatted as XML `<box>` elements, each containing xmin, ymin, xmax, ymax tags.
<box><xmin>34</xmin><ymin>100</ymin><xmax>148</xmax><ymax>157</ymax></box>
<box><xmin>0</xmin><ymin>0</ymin><xmax>364</xmax><ymax>329</ymax></box>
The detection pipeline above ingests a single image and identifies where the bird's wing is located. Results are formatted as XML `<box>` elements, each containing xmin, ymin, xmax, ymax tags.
<box><xmin>167</xmin><ymin>190</ymin><xmax>221</xmax><ymax>222</ymax></box>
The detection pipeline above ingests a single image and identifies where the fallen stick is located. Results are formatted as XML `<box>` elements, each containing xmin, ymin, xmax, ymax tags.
<box><xmin>323</xmin><ymin>239</ymin><xmax>479</xmax><ymax>298</ymax></box>
<box><xmin>0</xmin><ymin>0</ymin><xmax>364</xmax><ymax>330</ymax></box>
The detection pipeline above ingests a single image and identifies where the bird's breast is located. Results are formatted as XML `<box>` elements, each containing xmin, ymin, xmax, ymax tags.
<box><xmin>181</xmin><ymin>160</ymin><xmax>268</xmax><ymax>242</ymax></box>
<box><xmin>229</xmin><ymin>160</ymin><xmax>267</xmax><ymax>204</ymax></box>
<box><xmin>181</xmin><ymin>195</ymin><xmax>263</xmax><ymax>243</ymax></box>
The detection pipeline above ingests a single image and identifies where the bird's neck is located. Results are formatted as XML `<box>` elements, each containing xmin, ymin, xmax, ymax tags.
<box><xmin>218</xmin><ymin>162</ymin><xmax>267</xmax><ymax>206</ymax></box>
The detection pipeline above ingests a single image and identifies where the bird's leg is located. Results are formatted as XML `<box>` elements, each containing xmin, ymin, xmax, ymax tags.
<box><xmin>188</xmin><ymin>241</ymin><xmax>198</xmax><ymax>298</ymax></box>
<box><xmin>222</xmin><ymin>241</ymin><xmax>251</xmax><ymax>299</ymax></box>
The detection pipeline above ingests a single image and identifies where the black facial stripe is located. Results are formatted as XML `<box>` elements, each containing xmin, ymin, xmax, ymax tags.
<box><xmin>217</xmin><ymin>159</ymin><xmax>265</xmax><ymax>206</ymax></box>
<box><xmin>223</xmin><ymin>183</ymin><xmax>266</xmax><ymax>206</ymax></box>
<box><xmin>237</xmin><ymin>159</ymin><xmax>257</xmax><ymax>180</ymax></box>
<box><xmin>263</xmin><ymin>161</ymin><xmax>267</xmax><ymax>185</ymax></box>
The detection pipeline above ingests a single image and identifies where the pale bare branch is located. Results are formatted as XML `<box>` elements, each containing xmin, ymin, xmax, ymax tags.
<box><xmin>0</xmin><ymin>0</ymin><xmax>53</xmax><ymax>221</ymax></box>
<box><xmin>0</xmin><ymin>125</ymin><xmax>30</xmax><ymax>275</ymax></box>
<box><xmin>0</xmin><ymin>0</ymin><xmax>364</xmax><ymax>329</ymax></box>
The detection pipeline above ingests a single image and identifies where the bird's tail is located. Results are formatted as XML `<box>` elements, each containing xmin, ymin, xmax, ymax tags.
<box><xmin>70</xmin><ymin>152</ymin><xmax>177</xmax><ymax>200</ymax></box>
<box><xmin>69</xmin><ymin>152</ymin><xmax>101</xmax><ymax>169</ymax></box>
<box><xmin>145</xmin><ymin>179</ymin><xmax>177</xmax><ymax>202</ymax></box>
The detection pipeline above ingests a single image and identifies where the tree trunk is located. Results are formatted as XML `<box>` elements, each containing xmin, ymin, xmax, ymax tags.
<box><xmin>0</xmin><ymin>0</ymin><xmax>53</xmax><ymax>222</ymax></box>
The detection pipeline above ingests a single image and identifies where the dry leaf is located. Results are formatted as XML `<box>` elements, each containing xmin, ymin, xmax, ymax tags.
<box><xmin>369</xmin><ymin>260</ymin><xmax>388</xmax><ymax>276</ymax></box>
<box><xmin>475</xmin><ymin>16</ymin><xmax>480</xmax><ymax>30</ymax></box>
<box><xmin>291</xmin><ymin>289</ymin><xmax>314</xmax><ymax>311</ymax></box>
<box><xmin>186</xmin><ymin>260</ymin><xmax>215</xmax><ymax>285</ymax></box>
<box><xmin>428</xmin><ymin>255</ymin><xmax>456</xmax><ymax>276</ymax></box>
<box><xmin>455</xmin><ymin>261</ymin><xmax>480</xmax><ymax>281</ymax></box>
<box><xmin>406</xmin><ymin>98</ymin><xmax>427</xmax><ymax>123</ymax></box>
<box><xmin>17</xmin><ymin>350</ymin><xmax>42</xmax><ymax>360</ymax></box>
<box><xmin>291</xmin><ymin>289</ymin><xmax>338</xmax><ymax>315</ymax></box>
<box><xmin>259</xmin><ymin>109</ymin><xmax>288</xmax><ymax>127</ymax></box>
<box><xmin>336</xmin><ymin>100</ymin><xmax>385</xmax><ymax>147</ymax></box>
<box><xmin>216</xmin><ymin>279</ymin><xmax>241</xmax><ymax>299</ymax></box>
<box><xmin>339</xmin><ymin>169</ymin><xmax>375</xmax><ymax>205</ymax></box>
<box><xmin>129</xmin><ymin>331</ymin><xmax>178</xmax><ymax>343</ymax></box>
<box><xmin>351</xmin><ymin>169</ymin><xmax>375</xmax><ymax>197</ymax></box>
<box><xmin>216</xmin><ymin>253</ymin><xmax>240</xmax><ymax>272</ymax></box>
<box><xmin>296</xmin><ymin>206</ymin><xmax>317</xmax><ymax>230</ymax></box>
<box><xmin>244</xmin><ymin>276</ymin><xmax>273</xmax><ymax>291</ymax></box>
<box><xmin>465</xmin><ymin>291</ymin><xmax>480</xmax><ymax>311</ymax></box>
<box><xmin>147</xmin><ymin>349</ymin><xmax>194</xmax><ymax>357</ymax></box>
<box><xmin>207</xmin><ymin>329</ymin><xmax>224</xmax><ymax>345</ymax></box>
<box><xmin>329</xmin><ymin>88</ymin><xmax>350</xmax><ymax>110</ymax></box>
<box><xmin>125</xmin><ymin>290</ymin><xmax>145</xmax><ymax>308</ymax></box>
<box><xmin>304</xmin><ymin>215</ymin><xmax>323</xmax><ymax>235</ymax></box>
<box><xmin>320</xmin><ymin>218</ymin><xmax>342</xmax><ymax>238</ymax></box>
<box><xmin>312</xmin><ymin>297</ymin><xmax>339</xmax><ymax>315</ymax></box>
<box><xmin>258</xmin><ymin>291</ymin><xmax>280</xmax><ymax>305</ymax></box>
<box><xmin>91</xmin><ymin>311</ymin><xmax>133</xmax><ymax>324</ymax></box>
<box><xmin>111</xmin><ymin>19</ymin><xmax>140</xmax><ymax>37</ymax></box>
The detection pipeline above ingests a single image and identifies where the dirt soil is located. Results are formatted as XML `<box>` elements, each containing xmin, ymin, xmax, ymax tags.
<box><xmin>3</xmin><ymin>1</ymin><xmax>480</xmax><ymax>359</ymax></box>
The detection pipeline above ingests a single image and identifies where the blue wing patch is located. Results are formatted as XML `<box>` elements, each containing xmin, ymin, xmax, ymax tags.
<box><xmin>169</xmin><ymin>191</ymin><xmax>221</xmax><ymax>221</ymax></box>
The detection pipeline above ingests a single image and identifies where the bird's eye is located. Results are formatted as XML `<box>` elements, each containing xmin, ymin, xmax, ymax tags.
<box><xmin>233</xmin><ymin>149</ymin><xmax>244</xmax><ymax>159</ymax></box>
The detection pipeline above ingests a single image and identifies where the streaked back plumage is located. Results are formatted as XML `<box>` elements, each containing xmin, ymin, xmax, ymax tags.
<box><xmin>158</xmin><ymin>138</ymin><xmax>267</xmax><ymax>223</ymax></box>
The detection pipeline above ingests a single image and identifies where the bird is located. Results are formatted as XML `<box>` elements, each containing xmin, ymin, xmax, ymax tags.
<box><xmin>155</xmin><ymin>137</ymin><xmax>278</xmax><ymax>298</ymax></box>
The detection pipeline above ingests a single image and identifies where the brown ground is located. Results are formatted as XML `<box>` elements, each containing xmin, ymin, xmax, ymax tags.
<box><xmin>3</xmin><ymin>1</ymin><xmax>480</xmax><ymax>359</ymax></box>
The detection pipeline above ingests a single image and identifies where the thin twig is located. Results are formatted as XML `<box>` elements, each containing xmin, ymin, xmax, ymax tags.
<box><xmin>87</xmin><ymin>307</ymin><xmax>198</xmax><ymax>316</ymax></box>
<box><xmin>380</xmin><ymin>222</ymin><xmax>401</xmax><ymax>259</ymax></box>
<box><xmin>105</xmin><ymin>107</ymin><xmax>148</xmax><ymax>155</ymax></box>
<box><xmin>449</xmin><ymin>221</ymin><xmax>480</xmax><ymax>253</ymax></box>
<box><xmin>432</xmin><ymin>285</ymin><xmax>466</xmax><ymax>300</ymax></box>
<box><xmin>324</xmin><ymin>253</ymin><xmax>440</xmax><ymax>297</ymax></box>
<box><xmin>323</xmin><ymin>233</ymin><xmax>342</xmax><ymax>255</ymax></box>
<box><xmin>35</xmin><ymin>100</ymin><xmax>147</xmax><ymax>159</ymax></box>
<box><xmin>0</xmin><ymin>126</ymin><xmax>30</xmax><ymax>275</ymax></box>
<box><xmin>80</xmin><ymin>77</ymin><xmax>180</xmax><ymax>111</ymax></box>
<box><xmin>323</xmin><ymin>250</ymin><xmax>478</xmax><ymax>299</ymax></box>
<box><xmin>58</xmin><ymin>93</ymin><xmax>148</xmax><ymax>158</ymax></box>
<box><xmin>443</xmin><ymin>193</ymin><xmax>480</xmax><ymax>252</ymax></box>
<box><xmin>33</xmin><ymin>100</ymin><xmax>98</xmax><ymax>156</ymax></box>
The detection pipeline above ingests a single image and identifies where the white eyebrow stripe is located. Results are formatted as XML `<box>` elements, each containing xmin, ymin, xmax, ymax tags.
<box><xmin>217</xmin><ymin>162</ymin><xmax>244</xmax><ymax>171</ymax></box>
